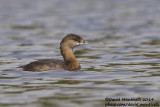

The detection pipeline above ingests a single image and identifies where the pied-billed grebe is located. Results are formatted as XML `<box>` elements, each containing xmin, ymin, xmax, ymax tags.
<box><xmin>19</xmin><ymin>34</ymin><xmax>88</xmax><ymax>71</ymax></box>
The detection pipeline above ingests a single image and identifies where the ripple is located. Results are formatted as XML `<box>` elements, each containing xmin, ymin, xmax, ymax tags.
<box><xmin>0</xmin><ymin>0</ymin><xmax>160</xmax><ymax>107</ymax></box>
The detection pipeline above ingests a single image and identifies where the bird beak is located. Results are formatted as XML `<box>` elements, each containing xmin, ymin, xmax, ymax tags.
<box><xmin>79</xmin><ymin>40</ymin><xmax>88</xmax><ymax>45</ymax></box>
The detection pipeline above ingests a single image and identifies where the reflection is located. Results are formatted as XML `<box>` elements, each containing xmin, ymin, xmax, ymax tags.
<box><xmin>11</xmin><ymin>25</ymin><xmax>44</xmax><ymax>30</ymax></box>
<box><xmin>56</xmin><ymin>80</ymin><xmax>84</xmax><ymax>84</ymax></box>
<box><xmin>141</xmin><ymin>40</ymin><xmax>160</xmax><ymax>45</ymax></box>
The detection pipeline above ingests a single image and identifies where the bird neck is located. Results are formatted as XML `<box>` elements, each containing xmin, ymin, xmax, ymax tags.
<box><xmin>60</xmin><ymin>43</ymin><xmax>80</xmax><ymax>69</ymax></box>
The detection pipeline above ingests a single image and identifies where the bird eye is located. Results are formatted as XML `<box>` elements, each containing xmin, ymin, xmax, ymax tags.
<box><xmin>74</xmin><ymin>38</ymin><xmax>79</xmax><ymax>42</ymax></box>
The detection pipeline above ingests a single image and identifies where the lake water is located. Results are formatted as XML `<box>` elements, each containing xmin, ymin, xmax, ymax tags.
<box><xmin>0</xmin><ymin>0</ymin><xmax>160</xmax><ymax>107</ymax></box>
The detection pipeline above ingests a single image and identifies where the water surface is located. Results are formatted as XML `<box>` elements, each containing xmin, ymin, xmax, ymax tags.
<box><xmin>0</xmin><ymin>0</ymin><xmax>160</xmax><ymax>107</ymax></box>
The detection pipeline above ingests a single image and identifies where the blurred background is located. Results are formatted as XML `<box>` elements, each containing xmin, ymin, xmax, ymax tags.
<box><xmin>0</xmin><ymin>0</ymin><xmax>160</xmax><ymax>107</ymax></box>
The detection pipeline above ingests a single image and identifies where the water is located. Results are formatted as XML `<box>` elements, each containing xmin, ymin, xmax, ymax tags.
<box><xmin>0</xmin><ymin>0</ymin><xmax>160</xmax><ymax>107</ymax></box>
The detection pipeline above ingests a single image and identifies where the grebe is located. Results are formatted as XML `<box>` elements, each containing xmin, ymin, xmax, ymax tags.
<box><xmin>19</xmin><ymin>34</ymin><xmax>88</xmax><ymax>71</ymax></box>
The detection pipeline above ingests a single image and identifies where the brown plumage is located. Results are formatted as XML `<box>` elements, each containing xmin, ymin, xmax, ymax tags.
<box><xmin>19</xmin><ymin>34</ymin><xmax>88</xmax><ymax>71</ymax></box>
